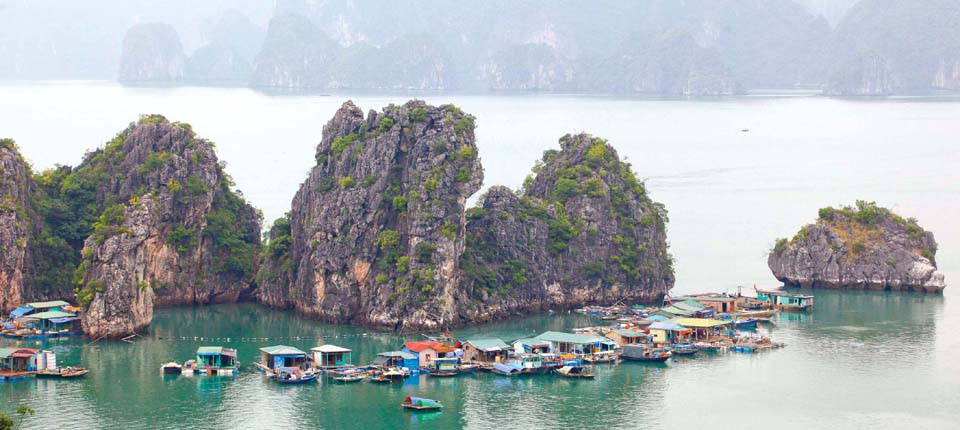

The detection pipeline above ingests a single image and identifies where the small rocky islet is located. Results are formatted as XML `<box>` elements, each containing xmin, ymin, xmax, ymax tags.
<box><xmin>0</xmin><ymin>102</ymin><xmax>947</xmax><ymax>339</ymax></box>
<box><xmin>768</xmin><ymin>201</ymin><xmax>945</xmax><ymax>293</ymax></box>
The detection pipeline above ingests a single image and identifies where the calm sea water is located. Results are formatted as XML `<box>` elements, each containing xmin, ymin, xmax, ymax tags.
<box><xmin>1</xmin><ymin>82</ymin><xmax>958</xmax><ymax>428</ymax></box>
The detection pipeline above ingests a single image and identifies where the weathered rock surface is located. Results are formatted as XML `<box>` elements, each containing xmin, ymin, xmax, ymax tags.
<box><xmin>79</xmin><ymin>197</ymin><xmax>159</xmax><ymax>338</ymax></box>
<box><xmin>460</xmin><ymin>134</ymin><xmax>674</xmax><ymax>322</ymax></box>
<box><xmin>258</xmin><ymin>100</ymin><xmax>482</xmax><ymax>329</ymax></box>
<box><xmin>56</xmin><ymin>116</ymin><xmax>262</xmax><ymax>338</ymax></box>
<box><xmin>768</xmin><ymin>201</ymin><xmax>945</xmax><ymax>293</ymax></box>
<box><xmin>118</xmin><ymin>23</ymin><xmax>186</xmax><ymax>82</ymax></box>
<box><xmin>0</xmin><ymin>141</ymin><xmax>36</xmax><ymax>312</ymax></box>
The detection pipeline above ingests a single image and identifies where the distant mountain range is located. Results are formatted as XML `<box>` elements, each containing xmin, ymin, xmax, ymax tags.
<box><xmin>4</xmin><ymin>0</ymin><xmax>959</xmax><ymax>95</ymax></box>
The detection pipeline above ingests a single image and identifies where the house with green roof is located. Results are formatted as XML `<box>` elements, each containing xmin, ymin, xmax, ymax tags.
<box><xmin>195</xmin><ymin>346</ymin><xmax>239</xmax><ymax>375</ymax></box>
<box><xmin>463</xmin><ymin>338</ymin><xmax>510</xmax><ymax>364</ymax></box>
<box><xmin>535</xmin><ymin>331</ymin><xmax>617</xmax><ymax>355</ymax></box>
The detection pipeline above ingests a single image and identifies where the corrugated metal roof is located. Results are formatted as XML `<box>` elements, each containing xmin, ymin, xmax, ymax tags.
<box><xmin>311</xmin><ymin>344</ymin><xmax>351</xmax><ymax>353</ymax></box>
<box><xmin>259</xmin><ymin>345</ymin><xmax>306</xmax><ymax>355</ymax></box>
<box><xmin>611</xmin><ymin>329</ymin><xmax>646</xmax><ymax>337</ymax></box>
<box><xmin>377</xmin><ymin>351</ymin><xmax>416</xmax><ymax>360</ymax></box>
<box><xmin>22</xmin><ymin>311</ymin><xmax>75</xmax><ymax>320</ymax></box>
<box><xmin>9</xmin><ymin>306</ymin><xmax>32</xmax><ymax>318</ymax></box>
<box><xmin>0</xmin><ymin>347</ymin><xmax>37</xmax><ymax>358</ymax></box>
<box><xmin>673</xmin><ymin>318</ymin><xmax>731</xmax><ymax>328</ymax></box>
<box><xmin>464</xmin><ymin>338</ymin><xmax>510</xmax><ymax>351</ymax></box>
<box><xmin>25</xmin><ymin>300</ymin><xmax>70</xmax><ymax>309</ymax></box>
<box><xmin>649</xmin><ymin>322</ymin><xmax>685</xmax><ymax>331</ymax></box>
<box><xmin>536</xmin><ymin>331</ymin><xmax>614</xmax><ymax>345</ymax></box>
<box><xmin>513</xmin><ymin>338</ymin><xmax>550</xmax><ymax>346</ymax></box>
<box><xmin>197</xmin><ymin>346</ymin><xmax>236</xmax><ymax>355</ymax></box>
<box><xmin>661</xmin><ymin>306</ymin><xmax>695</xmax><ymax>316</ymax></box>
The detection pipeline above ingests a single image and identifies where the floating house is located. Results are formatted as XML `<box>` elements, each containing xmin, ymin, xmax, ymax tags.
<box><xmin>258</xmin><ymin>345</ymin><xmax>309</xmax><ymax>373</ymax></box>
<box><xmin>311</xmin><ymin>345</ymin><xmax>352</xmax><ymax>368</ymax></box>
<box><xmin>606</xmin><ymin>328</ymin><xmax>649</xmax><ymax>346</ymax></box>
<box><xmin>756</xmin><ymin>290</ymin><xmax>814</xmax><ymax>311</ymax></box>
<box><xmin>21</xmin><ymin>311</ymin><xmax>80</xmax><ymax>336</ymax></box>
<box><xmin>512</xmin><ymin>338</ymin><xmax>552</xmax><ymax>355</ymax></box>
<box><xmin>9</xmin><ymin>300</ymin><xmax>72</xmax><ymax>319</ymax></box>
<box><xmin>195</xmin><ymin>347</ymin><xmax>239</xmax><ymax>375</ymax></box>
<box><xmin>374</xmin><ymin>351</ymin><xmax>418</xmax><ymax>371</ymax></box>
<box><xmin>661</xmin><ymin>300</ymin><xmax>713</xmax><ymax>318</ymax></box>
<box><xmin>462</xmin><ymin>339</ymin><xmax>510</xmax><ymax>364</ymax></box>
<box><xmin>678</xmin><ymin>296</ymin><xmax>738</xmax><ymax>314</ymax></box>
<box><xmin>0</xmin><ymin>347</ymin><xmax>37</xmax><ymax>380</ymax></box>
<box><xmin>672</xmin><ymin>318</ymin><xmax>733</xmax><ymax>340</ymax></box>
<box><xmin>648</xmin><ymin>322</ymin><xmax>690</xmax><ymax>345</ymax></box>
<box><xmin>402</xmin><ymin>341</ymin><xmax>456</xmax><ymax>369</ymax></box>
<box><xmin>535</xmin><ymin>331</ymin><xmax>617</xmax><ymax>355</ymax></box>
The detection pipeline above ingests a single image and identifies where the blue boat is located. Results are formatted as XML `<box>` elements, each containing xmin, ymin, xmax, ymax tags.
<box><xmin>735</xmin><ymin>318</ymin><xmax>759</xmax><ymax>329</ymax></box>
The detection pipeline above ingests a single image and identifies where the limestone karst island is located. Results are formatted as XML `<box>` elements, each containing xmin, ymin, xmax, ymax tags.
<box><xmin>0</xmin><ymin>1</ymin><xmax>958</xmax><ymax>429</ymax></box>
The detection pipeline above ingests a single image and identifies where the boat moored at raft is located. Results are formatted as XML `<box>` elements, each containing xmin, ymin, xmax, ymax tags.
<box><xmin>621</xmin><ymin>345</ymin><xmax>672</xmax><ymax>362</ymax></box>
<box><xmin>555</xmin><ymin>365</ymin><xmax>594</xmax><ymax>379</ymax></box>
<box><xmin>36</xmin><ymin>366</ymin><xmax>88</xmax><ymax>379</ymax></box>
<box><xmin>161</xmin><ymin>362</ymin><xmax>182</xmax><ymax>374</ymax></box>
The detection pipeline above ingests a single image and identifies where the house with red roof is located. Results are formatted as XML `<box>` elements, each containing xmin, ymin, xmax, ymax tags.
<box><xmin>401</xmin><ymin>341</ymin><xmax>456</xmax><ymax>369</ymax></box>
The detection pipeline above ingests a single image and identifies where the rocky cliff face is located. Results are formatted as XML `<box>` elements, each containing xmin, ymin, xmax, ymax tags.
<box><xmin>258</xmin><ymin>101</ymin><xmax>482</xmax><ymax>329</ymax></box>
<box><xmin>79</xmin><ymin>197</ymin><xmax>160</xmax><ymax>338</ymax></box>
<box><xmin>118</xmin><ymin>23</ymin><xmax>186</xmax><ymax>82</ymax></box>
<box><xmin>768</xmin><ymin>201</ymin><xmax>945</xmax><ymax>293</ymax></box>
<box><xmin>826</xmin><ymin>53</ymin><xmax>896</xmax><ymax>96</ymax></box>
<box><xmin>826</xmin><ymin>0</ymin><xmax>960</xmax><ymax>95</ymax></box>
<box><xmin>933</xmin><ymin>56</ymin><xmax>960</xmax><ymax>91</ymax></box>
<box><xmin>0</xmin><ymin>140</ymin><xmax>37</xmax><ymax>312</ymax></box>
<box><xmin>253</xmin><ymin>0</ymin><xmax>827</xmax><ymax>94</ymax></box>
<box><xmin>51</xmin><ymin>116</ymin><xmax>262</xmax><ymax>338</ymax></box>
<box><xmin>460</xmin><ymin>135</ymin><xmax>674</xmax><ymax>322</ymax></box>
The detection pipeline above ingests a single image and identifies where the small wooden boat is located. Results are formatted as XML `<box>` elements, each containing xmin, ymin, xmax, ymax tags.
<box><xmin>582</xmin><ymin>353</ymin><xmax>618</xmax><ymax>364</ymax></box>
<box><xmin>735</xmin><ymin>318</ymin><xmax>759</xmax><ymax>329</ymax></box>
<box><xmin>555</xmin><ymin>365</ymin><xmax>594</xmax><ymax>379</ymax></box>
<box><xmin>402</xmin><ymin>396</ymin><xmax>443</xmax><ymax>411</ymax></box>
<box><xmin>276</xmin><ymin>369</ymin><xmax>318</xmax><ymax>384</ymax></box>
<box><xmin>738</xmin><ymin>308</ymin><xmax>779</xmax><ymax>319</ymax></box>
<box><xmin>669</xmin><ymin>344</ymin><xmax>699</xmax><ymax>356</ymax></box>
<box><xmin>334</xmin><ymin>373</ymin><xmax>367</xmax><ymax>383</ymax></box>
<box><xmin>457</xmin><ymin>363</ymin><xmax>479</xmax><ymax>373</ymax></box>
<box><xmin>161</xmin><ymin>362</ymin><xmax>182</xmax><ymax>374</ymax></box>
<box><xmin>429</xmin><ymin>370</ymin><xmax>458</xmax><ymax>377</ymax></box>
<box><xmin>37</xmin><ymin>367</ymin><xmax>88</xmax><ymax>379</ymax></box>
<box><xmin>369</xmin><ymin>367</ymin><xmax>406</xmax><ymax>383</ymax></box>
<box><xmin>621</xmin><ymin>345</ymin><xmax>672</xmax><ymax>362</ymax></box>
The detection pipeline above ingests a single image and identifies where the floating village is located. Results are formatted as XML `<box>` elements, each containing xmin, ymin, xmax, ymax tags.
<box><xmin>0</xmin><ymin>288</ymin><xmax>816</xmax><ymax>410</ymax></box>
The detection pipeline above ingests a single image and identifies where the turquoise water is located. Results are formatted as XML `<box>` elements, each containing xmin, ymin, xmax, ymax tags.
<box><xmin>1</xmin><ymin>83</ymin><xmax>959</xmax><ymax>428</ymax></box>
<box><xmin>1</xmin><ymin>289</ymin><xmax>958</xmax><ymax>429</ymax></box>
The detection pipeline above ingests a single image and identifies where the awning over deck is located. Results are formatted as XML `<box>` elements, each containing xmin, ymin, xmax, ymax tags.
<box><xmin>9</xmin><ymin>307</ymin><xmax>32</xmax><ymax>318</ymax></box>
<box><xmin>22</xmin><ymin>311</ymin><xmax>75</xmax><ymax>320</ymax></box>
<box><xmin>25</xmin><ymin>300</ymin><xmax>70</xmax><ymax>309</ymax></box>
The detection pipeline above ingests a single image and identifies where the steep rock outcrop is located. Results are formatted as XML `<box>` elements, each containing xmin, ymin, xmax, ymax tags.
<box><xmin>258</xmin><ymin>101</ymin><xmax>482</xmax><ymax>329</ymax></box>
<box><xmin>826</xmin><ymin>53</ymin><xmax>896</xmax><ymax>96</ymax></box>
<box><xmin>932</xmin><ymin>56</ymin><xmax>960</xmax><ymax>91</ymax></box>
<box><xmin>768</xmin><ymin>201</ymin><xmax>945</xmax><ymax>293</ymax></box>
<box><xmin>62</xmin><ymin>116</ymin><xmax>260</xmax><ymax>338</ymax></box>
<box><xmin>0</xmin><ymin>140</ymin><xmax>37</xmax><ymax>312</ymax></box>
<box><xmin>118</xmin><ymin>23</ymin><xmax>186</xmax><ymax>82</ymax></box>
<box><xmin>460</xmin><ymin>134</ymin><xmax>674</xmax><ymax>321</ymax></box>
<box><xmin>79</xmin><ymin>197</ymin><xmax>160</xmax><ymax>338</ymax></box>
